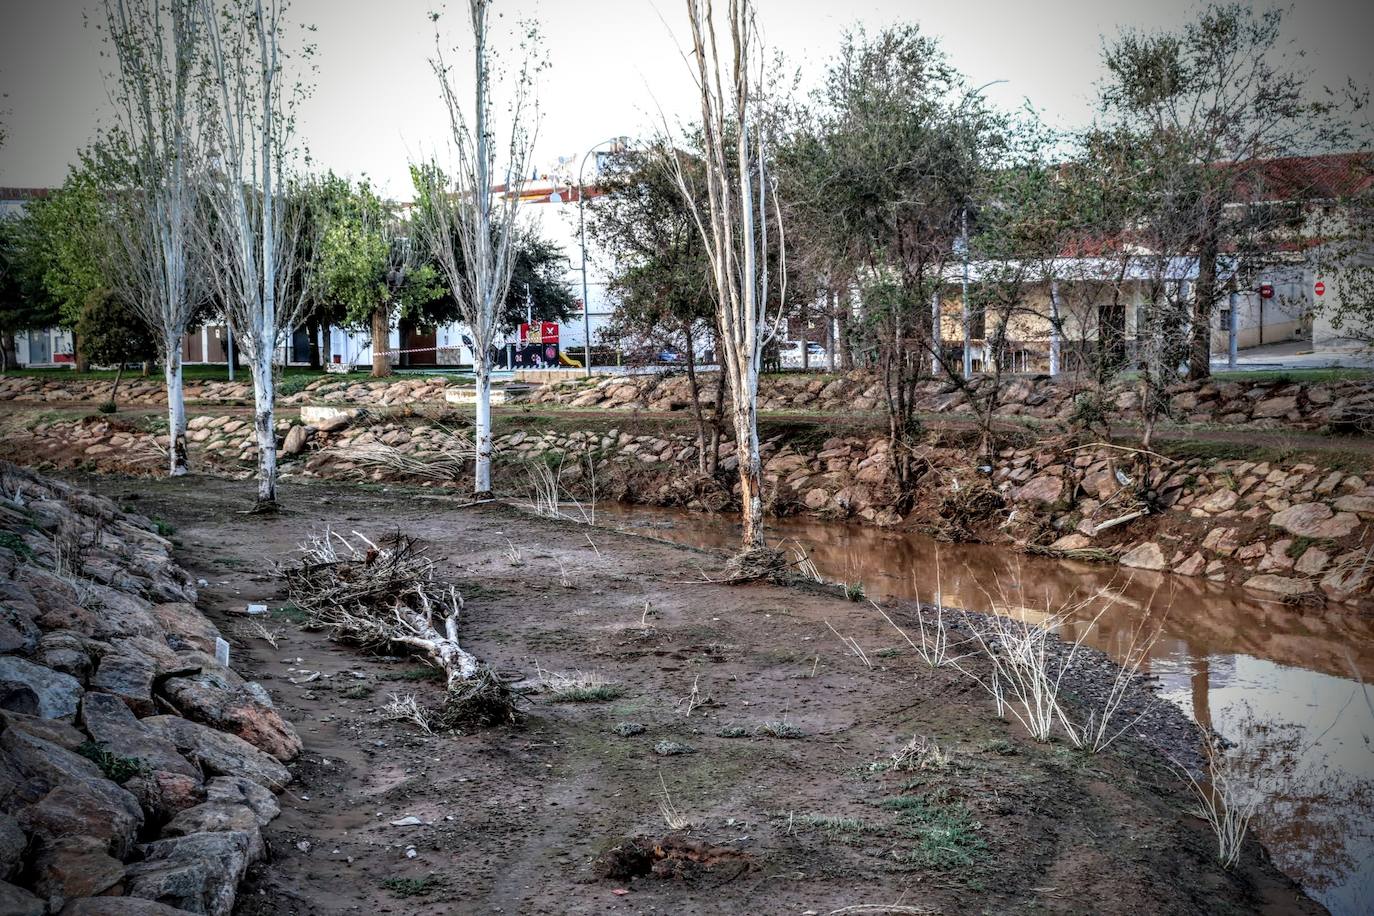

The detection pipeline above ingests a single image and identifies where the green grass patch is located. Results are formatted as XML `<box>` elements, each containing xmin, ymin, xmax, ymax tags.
<box><xmin>77</xmin><ymin>741</ymin><xmax>149</xmax><ymax>785</ymax></box>
<box><xmin>880</xmin><ymin>792</ymin><xmax>987</xmax><ymax>870</ymax></box>
<box><xmin>269</xmin><ymin>604</ymin><xmax>309</xmax><ymax>625</ymax></box>
<box><xmin>548</xmin><ymin>684</ymin><xmax>625</xmax><ymax>703</ymax></box>
<box><xmin>793</xmin><ymin>813</ymin><xmax>872</xmax><ymax>836</ymax></box>
<box><xmin>381</xmin><ymin>875</ymin><xmax>444</xmax><ymax>898</ymax></box>
<box><xmin>0</xmin><ymin>531</ymin><xmax>33</xmax><ymax>560</ymax></box>
<box><xmin>151</xmin><ymin>518</ymin><xmax>175</xmax><ymax>538</ymax></box>
<box><xmin>387</xmin><ymin>666</ymin><xmax>445</xmax><ymax>683</ymax></box>
<box><xmin>1210</xmin><ymin>368</ymin><xmax>1372</xmax><ymax>384</ymax></box>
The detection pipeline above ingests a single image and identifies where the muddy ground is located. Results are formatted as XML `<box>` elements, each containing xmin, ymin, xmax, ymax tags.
<box><xmin>38</xmin><ymin>469</ymin><xmax>1316</xmax><ymax>916</ymax></box>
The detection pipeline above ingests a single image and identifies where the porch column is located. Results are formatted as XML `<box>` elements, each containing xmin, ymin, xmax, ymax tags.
<box><xmin>1049</xmin><ymin>280</ymin><xmax>1062</xmax><ymax>377</ymax></box>
<box><xmin>1227</xmin><ymin>291</ymin><xmax>1239</xmax><ymax>369</ymax></box>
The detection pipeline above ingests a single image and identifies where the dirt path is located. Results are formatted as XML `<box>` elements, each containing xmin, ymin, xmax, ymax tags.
<box><xmin>57</xmin><ymin>471</ymin><xmax>1318</xmax><ymax>916</ymax></box>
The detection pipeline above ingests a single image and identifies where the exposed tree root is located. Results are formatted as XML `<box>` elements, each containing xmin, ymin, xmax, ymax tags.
<box><xmin>721</xmin><ymin>546</ymin><xmax>788</xmax><ymax>583</ymax></box>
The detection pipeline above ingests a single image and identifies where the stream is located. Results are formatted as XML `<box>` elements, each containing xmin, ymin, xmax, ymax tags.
<box><xmin>596</xmin><ymin>503</ymin><xmax>1374</xmax><ymax>916</ymax></box>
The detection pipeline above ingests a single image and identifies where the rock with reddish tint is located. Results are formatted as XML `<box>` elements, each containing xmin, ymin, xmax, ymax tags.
<box><xmin>1</xmin><ymin>726</ymin><xmax>105</xmax><ymax>790</ymax></box>
<box><xmin>30</xmin><ymin>835</ymin><xmax>127</xmax><ymax>901</ymax></box>
<box><xmin>37</xmin><ymin>631</ymin><xmax>105</xmax><ymax>682</ymax></box>
<box><xmin>1015</xmin><ymin>475</ymin><xmax>1064</xmax><ymax>504</ymax></box>
<box><xmin>1333</xmin><ymin>493</ymin><xmax>1374</xmax><ymax>515</ymax></box>
<box><xmin>1175</xmin><ymin>552</ymin><xmax>1207</xmax><ymax>577</ymax></box>
<box><xmin>159</xmin><ymin>668</ymin><xmax>300</xmax><ymax>763</ymax></box>
<box><xmin>139</xmin><ymin>716</ymin><xmax>290</xmax><ymax>792</ymax></box>
<box><xmin>150</xmin><ymin>604</ymin><xmax>223</xmax><ymax>656</ymax></box>
<box><xmin>0</xmin><ymin>656</ymin><xmax>84</xmax><ymax>719</ymax></box>
<box><xmin>1120</xmin><ymin>542</ymin><xmax>1166</xmax><ymax>571</ymax></box>
<box><xmin>125</xmin><ymin>830</ymin><xmax>257</xmax><ymax>916</ymax></box>
<box><xmin>1321</xmin><ymin>554</ymin><xmax>1373</xmax><ymax>602</ymax></box>
<box><xmin>1270</xmin><ymin>503</ymin><xmax>1359</xmax><ymax>539</ymax></box>
<box><xmin>1294</xmin><ymin>547</ymin><xmax>1331</xmax><ymax>576</ymax></box>
<box><xmin>1049</xmin><ymin>533</ymin><xmax>1092</xmax><ymax>551</ymax></box>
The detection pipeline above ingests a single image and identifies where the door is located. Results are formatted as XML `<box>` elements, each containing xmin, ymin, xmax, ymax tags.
<box><xmin>402</xmin><ymin>322</ymin><xmax>437</xmax><ymax>367</ymax></box>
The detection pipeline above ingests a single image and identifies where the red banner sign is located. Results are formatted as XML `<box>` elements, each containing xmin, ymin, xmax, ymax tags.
<box><xmin>519</xmin><ymin>321</ymin><xmax>560</xmax><ymax>344</ymax></box>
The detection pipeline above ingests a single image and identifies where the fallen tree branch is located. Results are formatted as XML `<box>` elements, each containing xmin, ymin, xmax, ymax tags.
<box><xmin>282</xmin><ymin>527</ymin><xmax>514</xmax><ymax>724</ymax></box>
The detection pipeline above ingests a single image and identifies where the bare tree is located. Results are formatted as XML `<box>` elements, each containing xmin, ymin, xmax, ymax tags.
<box><xmin>667</xmin><ymin>0</ymin><xmax>785</xmax><ymax>559</ymax></box>
<box><xmin>95</xmin><ymin>0</ymin><xmax>208</xmax><ymax>476</ymax></box>
<box><xmin>411</xmin><ymin>1</ymin><xmax>538</xmax><ymax>499</ymax></box>
<box><xmin>197</xmin><ymin>0</ymin><xmax>314</xmax><ymax>510</ymax></box>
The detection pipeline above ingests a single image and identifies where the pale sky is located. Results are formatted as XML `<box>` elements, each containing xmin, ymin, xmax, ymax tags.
<box><xmin>1</xmin><ymin>0</ymin><xmax>1372</xmax><ymax>199</ymax></box>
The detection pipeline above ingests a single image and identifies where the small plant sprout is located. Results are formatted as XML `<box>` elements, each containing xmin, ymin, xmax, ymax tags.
<box><xmin>504</xmin><ymin>538</ymin><xmax>521</xmax><ymax>564</ymax></box>
<box><xmin>557</xmin><ymin>557</ymin><xmax>572</xmax><ymax>588</ymax></box>
<box><xmin>248</xmin><ymin>621</ymin><xmax>284</xmax><ymax>649</ymax></box>
<box><xmin>1060</xmin><ymin>594</ymin><xmax>1165</xmax><ymax>753</ymax></box>
<box><xmin>382</xmin><ymin>693</ymin><xmax>434</xmax><ymax>735</ymax></box>
<box><xmin>657</xmin><ymin>772</ymin><xmax>692</xmax><ymax>831</ymax></box>
<box><xmin>639</xmin><ymin>600</ymin><xmax>652</xmax><ymax>628</ymax></box>
<box><xmin>757</xmin><ymin>718</ymin><xmax>806</xmax><ymax>739</ymax></box>
<box><xmin>871</xmin><ymin>597</ymin><xmax>966</xmax><ymax>670</ymax></box>
<box><xmin>790</xmin><ymin>539</ymin><xmax>824</xmax><ymax>583</ymax></box>
<box><xmin>585</xmin><ymin>532</ymin><xmax>602</xmax><ymax>558</ymax></box>
<box><xmin>879</xmin><ymin>735</ymin><xmax>951</xmax><ymax>773</ymax></box>
<box><xmin>825</xmin><ymin>620</ymin><xmax>872</xmax><ymax>668</ymax></box>
<box><xmin>678</xmin><ymin>674</ymin><xmax>711</xmax><ymax>717</ymax></box>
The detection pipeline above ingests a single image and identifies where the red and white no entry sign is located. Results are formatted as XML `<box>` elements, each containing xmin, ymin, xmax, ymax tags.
<box><xmin>1314</xmin><ymin>280</ymin><xmax>1326</xmax><ymax>296</ymax></box>
<box><xmin>1259</xmin><ymin>283</ymin><xmax>1274</xmax><ymax>299</ymax></box>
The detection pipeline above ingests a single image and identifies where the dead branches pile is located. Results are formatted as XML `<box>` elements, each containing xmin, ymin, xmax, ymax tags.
<box><xmin>283</xmin><ymin>528</ymin><xmax>515</xmax><ymax>724</ymax></box>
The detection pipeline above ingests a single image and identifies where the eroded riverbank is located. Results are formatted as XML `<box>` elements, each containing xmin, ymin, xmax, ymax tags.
<box><xmin>51</xmin><ymin>471</ymin><xmax>1323</xmax><ymax>915</ymax></box>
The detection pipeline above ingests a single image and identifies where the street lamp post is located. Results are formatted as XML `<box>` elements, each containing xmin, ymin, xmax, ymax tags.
<box><xmin>577</xmin><ymin>137</ymin><xmax>626</xmax><ymax>377</ymax></box>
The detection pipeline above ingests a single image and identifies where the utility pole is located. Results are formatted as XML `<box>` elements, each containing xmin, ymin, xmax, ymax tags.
<box><xmin>578</xmin><ymin>136</ymin><xmax>627</xmax><ymax>377</ymax></box>
<box><xmin>226</xmin><ymin>323</ymin><xmax>234</xmax><ymax>381</ymax></box>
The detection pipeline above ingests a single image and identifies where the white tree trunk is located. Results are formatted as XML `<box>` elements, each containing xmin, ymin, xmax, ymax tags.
<box><xmin>473</xmin><ymin>361</ymin><xmax>493</xmax><ymax>496</ymax></box>
<box><xmin>249</xmin><ymin>343</ymin><xmax>278</xmax><ymax>506</ymax></box>
<box><xmin>165</xmin><ymin>347</ymin><xmax>189</xmax><ymax>476</ymax></box>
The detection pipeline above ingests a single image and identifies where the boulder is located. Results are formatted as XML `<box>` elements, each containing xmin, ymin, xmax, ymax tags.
<box><xmin>0</xmin><ymin>880</ymin><xmax>43</xmax><ymax>916</ymax></box>
<box><xmin>1243</xmin><ymin>574</ymin><xmax>1315</xmax><ymax>598</ymax></box>
<box><xmin>0</xmin><ymin>813</ymin><xmax>25</xmax><ymax>880</ymax></box>
<box><xmin>202</xmin><ymin>777</ymin><xmax>279</xmax><ymax>827</ymax></box>
<box><xmin>1</xmin><ymin>711</ymin><xmax>87</xmax><ymax>750</ymax></box>
<box><xmin>1270</xmin><ymin>503</ymin><xmax>1359</xmax><ymax>539</ymax></box>
<box><xmin>30</xmin><ymin>835</ymin><xmax>127</xmax><ymax>901</ymax></box>
<box><xmin>281</xmin><ymin>424</ymin><xmax>310</xmax><ymax>456</ymax></box>
<box><xmin>125</xmin><ymin>830</ymin><xmax>258</xmax><ymax>916</ymax></box>
<box><xmin>1333</xmin><ymin>494</ymin><xmax>1374</xmax><ymax>515</ymax></box>
<box><xmin>1049</xmin><ymin>533</ymin><xmax>1092</xmax><ymax>551</ymax></box>
<box><xmin>90</xmin><ymin>650</ymin><xmax>157</xmax><ymax>716</ymax></box>
<box><xmin>1175</xmin><ymin>552</ymin><xmax>1207</xmax><ymax>577</ymax></box>
<box><xmin>20</xmin><ymin>780</ymin><xmax>144</xmax><ymax>859</ymax></box>
<box><xmin>139</xmin><ymin>716</ymin><xmax>290</xmax><ymax>792</ymax></box>
<box><xmin>1120</xmin><ymin>542</ymin><xmax>1167</xmax><ymax>571</ymax></box>
<box><xmin>1197</xmin><ymin>489</ymin><xmax>1239</xmax><ymax>513</ymax></box>
<box><xmin>162</xmin><ymin>803</ymin><xmax>265</xmax><ymax>861</ymax></box>
<box><xmin>158</xmin><ymin>671</ymin><xmax>300</xmax><ymax>762</ymax></box>
<box><xmin>61</xmin><ymin>898</ymin><xmax>199</xmax><ymax>915</ymax></box>
<box><xmin>802</xmin><ymin>488</ymin><xmax>829</xmax><ymax>511</ymax></box>
<box><xmin>1252</xmin><ymin>396</ymin><xmax>1298</xmax><ymax>418</ymax></box>
<box><xmin>1015</xmin><ymin>475</ymin><xmax>1064</xmax><ymax>505</ymax></box>
<box><xmin>0</xmin><ymin>605</ymin><xmax>41</xmax><ymax>656</ymax></box>
<box><xmin>150</xmin><ymin>604</ymin><xmax>222</xmax><ymax>656</ymax></box>
<box><xmin>0</xmin><ymin>657</ymin><xmax>84</xmax><ymax>718</ymax></box>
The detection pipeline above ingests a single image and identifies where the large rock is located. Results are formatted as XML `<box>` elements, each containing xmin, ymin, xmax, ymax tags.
<box><xmin>0</xmin><ymin>813</ymin><xmax>25</xmax><ymax>880</ymax></box>
<box><xmin>139</xmin><ymin>716</ymin><xmax>290</xmax><ymax>792</ymax></box>
<box><xmin>91</xmin><ymin>650</ymin><xmax>158</xmax><ymax>716</ymax></box>
<box><xmin>0</xmin><ymin>656</ymin><xmax>83</xmax><ymax>720</ymax></box>
<box><xmin>30</xmin><ymin>835</ymin><xmax>127</xmax><ymax>901</ymax></box>
<box><xmin>281</xmin><ymin>424</ymin><xmax>310</xmax><ymax>456</ymax></box>
<box><xmin>125</xmin><ymin>830</ymin><xmax>258</xmax><ymax>916</ymax></box>
<box><xmin>1270</xmin><ymin>503</ymin><xmax>1359</xmax><ymax>539</ymax></box>
<box><xmin>20</xmin><ymin>780</ymin><xmax>144</xmax><ymax>859</ymax></box>
<box><xmin>162</xmin><ymin>803</ymin><xmax>265</xmax><ymax>861</ymax></box>
<box><xmin>61</xmin><ymin>899</ymin><xmax>199</xmax><ymax>915</ymax></box>
<box><xmin>159</xmin><ymin>670</ymin><xmax>301</xmax><ymax>762</ymax></box>
<box><xmin>1120</xmin><ymin>542</ymin><xmax>1167</xmax><ymax>571</ymax></box>
<box><xmin>1015</xmin><ymin>475</ymin><xmax>1064</xmax><ymax>505</ymax></box>
<box><xmin>202</xmin><ymin>777</ymin><xmax>279</xmax><ymax>827</ymax></box>
<box><xmin>0</xmin><ymin>880</ymin><xmax>43</xmax><ymax>916</ymax></box>
<box><xmin>1243</xmin><ymin>574</ymin><xmax>1315</xmax><ymax>598</ymax></box>
<box><xmin>1197</xmin><ymin>489</ymin><xmax>1239</xmax><ymax>513</ymax></box>
<box><xmin>0</xmin><ymin>605</ymin><xmax>42</xmax><ymax>656</ymax></box>
<box><xmin>150</xmin><ymin>605</ymin><xmax>222</xmax><ymax>656</ymax></box>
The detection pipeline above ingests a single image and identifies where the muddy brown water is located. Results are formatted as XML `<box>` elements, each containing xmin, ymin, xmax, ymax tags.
<box><xmin>595</xmin><ymin>503</ymin><xmax>1374</xmax><ymax>916</ymax></box>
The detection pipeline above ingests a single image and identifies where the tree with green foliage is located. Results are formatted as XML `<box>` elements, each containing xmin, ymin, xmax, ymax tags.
<box><xmin>12</xmin><ymin>169</ymin><xmax>110</xmax><ymax>369</ymax></box>
<box><xmin>75</xmin><ymin>289</ymin><xmax>157</xmax><ymax>411</ymax></box>
<box><xmin>1096</xmin><ymin>3</ymin><xmax>1356</xmax><ymax>379</ymax></box>
<box><xmin>586</xmin><ymin>140</ymin><xmax>725</xmax><ymax>474</ymax></box>
<box><xmin>0</xmin><ymin>215</ymin><xmax>60</xmax><ymax>372</ymax></box>
<box><xmin>314</xmin><ymin>176</ymin><xmax>442</xmax><ymax>377</ymax></box>
<box><xmin>807</xmin><ymin>24</ymin><xmax>997</xmax><ymax>499</ymax></box>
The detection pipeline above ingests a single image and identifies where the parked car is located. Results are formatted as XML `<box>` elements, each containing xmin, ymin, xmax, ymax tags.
<box><xmin>779</xmin><ymin>340</ymin><xmax>828</xmax><ymax>367</ymax></box>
